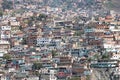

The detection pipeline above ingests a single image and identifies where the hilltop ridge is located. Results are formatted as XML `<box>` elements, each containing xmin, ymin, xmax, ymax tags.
<box><xmin>105</xmin><ymin>0</ymin><xmax>120</xmax><ymax>12</ymax></box>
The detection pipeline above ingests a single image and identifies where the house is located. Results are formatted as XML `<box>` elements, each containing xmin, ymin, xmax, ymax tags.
<box><xmin>0</xmin><ymin>26</ymin><xmax>11</xmax><ymax>40</ymax></box>
<box><xmin>70</xmin><ymin>49</ymin><xmax>86</xmax><ymax>57</ymax></box>
<box><xmin>104</xmin><ymin>15</ymin><xmax>114</xmax><ymax>22</ymax></box>
<box><xmin>0</xmin><ymin>40</ymin><xmax>10</xmax><ymax>52</ymax></box>
<box><xmin>14</xmin><ymin>72</ymin><xmax>28</xmax><ymax>80</ymax></box>
<box><xmin>38</xmin><ymin>68</ymin><xmax>57</xmax><ymax>80</ymax></box>
<box><xmin>49</xmin><ymin>69</ymin><xmax>57</xmax><ymax>80</ymax></box>
<box><xmin>29</xmin><ymin>54</ymin><xmax>41</xmax><ymax>61</ymax></box>
<box><xmin>11</xmin><ymin>45</ymin><xmax>24</xmax><ymax>52</ymax></box>
<box><xmin>40</xmin><ymin>58</ymin><xmax>53</xmax><ymax>68</ymax></box>
<box><xmin>37</xmin><ymin>38</ymin><xmax>52</xmax><ymax>46</ymax></box>
<box><xmin>111</xmin><ymin>53</ymin><xmax>120</xmax><ymax>60</ymax></box>
<box><xmin>54</xmin><ymin>20</ymin><xmax>72</xmax><ymax>28</ymax></box>
<box><xmin>0</xmin><ymin>51</ymin><xmax>6</xmax><ymax>58</ymax></box>
<box><xmin>0</xmin><ymin>72</ymin><xmax>6</xmax><ymax>80</ymax></box>
<box><xmin>72</xmin><ymin>61</ymin><xmax>90</xmax><ymax>76</ymax></box>
<box><xmin>22</xmin><ymin>27</ymin><xmax>38</xmax><ymax>47</ymax></box>
<box><xmin>1</xmin><ymin>26</ymin><xmax>11</xmax><ymax>31</ymax></box>
<box><xmin>1</xmin><ymin>30</ymin><xmax>11</xmax><ymax>39</ymax></box>
<box><xmin>23</xmin><ymin>11</ymin><xmax>34</xmax><ymax>17</ymax></box>
<box><xmin>57</xmin><ymin>55</ymin><xmax>73</xmax><ymax>68</ymax></box>
<box><xmin>27</xmin><ymin>33</ymin><xmax>37</xmax><ymax>47</ymax></box>
<box><xmin>56</xmin><ymin>68</ymin><xmax>71</xmax><ymax>79</ymax></box>
<box><xmin>10</xmin><ymin>21</ymin><xmax>20</xmax><ymax>27</ymax></box>
<box><xmin>26</xmin><ymin>76</ymin><xmax>39</xmax><ymax>80</ymax></box>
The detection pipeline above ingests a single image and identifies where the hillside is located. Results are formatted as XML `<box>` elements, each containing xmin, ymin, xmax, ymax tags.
<box><xmin>105</xmin><ymin>0</ymin><xmax>120</xmax><ymax>12</ymax></box>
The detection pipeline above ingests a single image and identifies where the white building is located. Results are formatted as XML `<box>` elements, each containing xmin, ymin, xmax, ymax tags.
<box><xmin>103</xmin><ymin>43</ymin><xmax>120</xmax><ymax>52</ymax></box>
<box><xmin>10</xmin><ymin>21</ymin><xmax>20</xmax><ymax>26</ymax></box>
<box><xmin>1</xmin><ymin>26</ymin><xmax>11</xmax><ymax>30</ymax></box>
<box><xmin>50</xmin><ymin>70</ymin><xmax>57</xmax><ymax>80</ymax></box>
<box><xmin>37</xmin><ymin>38</ymin><xmax>52</xmax><ymax>45</ymax></box>
<box><xmin>1</xmin><ymin>31</ymin><xmax>11</xmax><ymax>39</ymax></box>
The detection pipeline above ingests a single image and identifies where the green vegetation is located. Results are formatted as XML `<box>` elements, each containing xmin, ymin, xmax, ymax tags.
<box><xmin>23</xmin><ymin>14</ymin><xmax>47</xmax><ymax>26</ymax></box>
<box><xmin>69</xmin><ymin>77</ymin><xmax>80</xmax><ymax>80</ymax></box>
<box><xmin>37</xmin><ymin>14</ymin><xmax>47</xmax><ymax>21</ymax></box>
<box><xmin>74</xmin><ymin>31</ymin><xmax>84</xmax><ymax>36</ymax></box>
<box><xmin>22</xmin><ymin>36</ymin><xmax>27</xmax><ymax>45</ymax></box>
<box><xmin>30</xmin><ymin>16</ymin><xmax>36</xmax><ymax>21</ymax></box>
<box><xmin>0</xmin><ymin>10</ymin><xmax>3</xmax><ymax>17</ymax></box>
<box><xmin>86</xmin><ymin>75</ymin><xmax>91</xmax><ymax>80</ymax></box>
<box><xmin>28</xmin><ymin>19</ymin><xmax>33</xmax><ymax>26</ymax></box>
<box><xmin>51</xmin><ymin>50</ymin><xmax>57</xmax><ymax>57</ymax></box>
<box><xmin>101</xmin><ymin>54</ymin><xmax>110</xmax><ymax>59</ymax></box>
<box><xmin>15</xmin><ymin>9</ymin><xmax>25</xmax><ymax>14</ymax></box>
<box><xmin>3</xmin><ymin>54</ymin><xmax>11</xmax><ymax>60</ymax></box>
<box><xmin>87</xmin><ymin>58</ymin><xmax>92</xmax><ymax>62</ymax></box>
<box><xmin>19</xmin><ymin>25</ymin><xmax>23</xmax><ymax>30</ymax></box>
<box><xmin>93</xmin><ymin>54</ymin><xmax>100</xmax><ymax>60</ymax></box>
<box><xmin>32</xmin><ymin>62</ymin><xmax>43</xmax><ymax>70</ymax></box>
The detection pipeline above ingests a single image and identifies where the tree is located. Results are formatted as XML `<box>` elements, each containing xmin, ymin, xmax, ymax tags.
<box><xmin>93</xmin><ymin>54</ymin><xmax>100</xmax><ymax>60</ymax></box>
<box><xmin>51</xmin><ymin>50</ymin><xmax>57</xmax><ymax>57</ymax></box>
<box><xmin>37</xmin><ymin>14</ymin><xmax>47</xmax><ymax>21</ymax></box>
<box><xmin>101</xmin><ymin>54</ymin><xmax>110</xmax><ymax>59</ymax></box>
<box><xmin>3</xmin><ymin>54</ymin><xmax>11</xmax><ymax>60</ymax></box>
<box><xmin>19</xmin><ymin>25</ymin><xmax>23</xmax><ymax>30</ymax></box>
<box><xmin>0</xmin><ymin>10</ymin><xmax>3</xmax><ymax>17</ymax></box>
<box><xmin>86</xmin><ymin>75</ymin><xmax>91</xmax><ymax>80</ymax></box>
<box><xmin>87</xmin><ymin>58</ymin><xmax>92</xmax><ymax>62</ymax></box>
<box><xmin>28</xmin><ymin>19</ymin><xmax>33</xmax><ymax>26</ymax></box>
<box><xmin>27</xmin><ymin>16</ymin><xmax>37</xmax><ymax>26</ymax></box>
<box><xmin>30</xmin><ymin>16</ymin><xmax>36</xmax><ymax>21</ymax></box>
<box><xmin>22</xmin><ymin>37</ymin><xmax>27</xmax><ymax>45</ymax></box>
<box><xmin>74</xmin><ymin>31</ymin><xmax>84</xmax><ymax>36</ymax></box>
<box><xmin>32</xmin><ymin>62</ymin><xmax>42</xmax><ymax>70</ymax></box>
